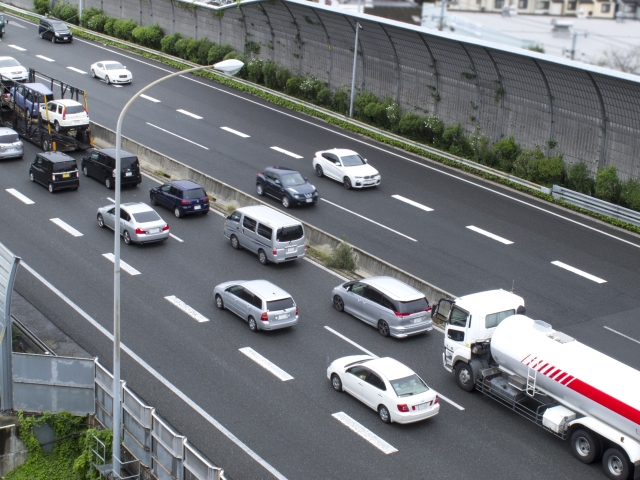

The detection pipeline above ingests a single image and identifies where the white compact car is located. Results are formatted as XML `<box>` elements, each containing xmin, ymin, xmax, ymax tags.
<box><xmin>0</xmin><ymin>56</ymin><xmax>28</xmax><ymax>82</ymax></box>
<box><xmin>327</xmin><ymin>355</ymin><xmax>440</xmax><ymax>424</ymax></box>
<box><xmin>39</xmin><ymin>99</ymin><xmax>89</xmax><ymax>132</ymax></box>
<box><xmin>90</xmin><ymin>61</ymin><xmax>132</xmax><ymax>84</ymax></box>
<box><xmin>313</xmin><ymin>148</ymin><xmax>381</xmax><ymax>189</ymax></box>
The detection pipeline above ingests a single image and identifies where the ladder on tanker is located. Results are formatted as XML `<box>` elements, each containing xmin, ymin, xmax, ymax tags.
<box><xmin>526</xmin><ymin>366</ymin><xmax>537</xmax><ymax>397</ymax></box>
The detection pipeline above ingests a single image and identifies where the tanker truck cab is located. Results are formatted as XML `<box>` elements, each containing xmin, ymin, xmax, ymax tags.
<box><xmin>432</xmin><ymin>289</ymin><xmax>525</xmax><ymax>392</ymax></box>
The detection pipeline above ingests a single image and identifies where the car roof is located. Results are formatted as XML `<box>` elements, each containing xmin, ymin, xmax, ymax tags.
<box><xmin>46</xmin><ymin>18</ymin><xmax>67</xmax><ymax>25</ymax></box>
<box><xmin>21</xmin><ymin>83</ymin><xmax>54</xmax><ymax>95</ymax></box>
<box><xmin>319</xmin><ymin>148</ymin><xmax>358</xmax><ymax>158</ymax></box>
<box><xmin>0</xmin><ymin>127</ymin><xmax>18</xmax><ymax>136</ymax></box>
<box><xmin>266</xmin><ymin>166</ymin><xmax>297</xmax><ymax>174</ymax></box>
<box><xmin>234</xmin><ymin>205</ymin><xmax>301</xmax><ymax>228</ymax></box>
<box><xmin>455</xmin><ymin>289</ymin><xmax>525</xmax><ymax>318</ymax></box>
<box><xmin>0</xmin><ymin>56</ymin><xmax>19</xmax><ymax>61</ymax></box>
<box><xmin>97</xmin><ymin>148</ymin><xmax>136</xmax><ymax>158</ymax></box>
<box><xmin>365</xmin><ymin>357</ymin><xmax>415</xmax><ymax>381</ymax></box>
<box><xmin>53</xmin><ymin>99</ymin><xmax>83</xmax><ymax>106</ymax></box>
<box><xmin>169</xmin><ymin>180</ymin><xmax>202</xmax><ymax>190</ymax></box>
<box><xmin>121</xmin><ymin>202</ymin><xmax>154</xmax><ymax>214</ymax></box>
<box><xmin>100</xmin><ymin>60</ymin><xmax>122</xmax><ymax>64</ymax></box>
<box><xmin>360</xmin><ymin>276</ymin><xmax>424</xmax><ymax>302</ymax></box>
<box><xmin>37</xmin><ymin>151</ymin><xmax>75</xmax><ymax>162</ymax></box>
<box><xmin>241</xmin><ymin>280</ymin><xmax>291</xmax><ymax>301</ymax></box>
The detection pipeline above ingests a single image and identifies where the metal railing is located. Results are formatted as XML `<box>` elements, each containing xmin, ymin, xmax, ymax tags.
<box><xmin>552</xmin><ymin>185</ymin><xmax>640</xmax><ymax>227</ymax></box>
<box><xmin>91</xmin><ymin>434</ymin><xmax>140</xmax><ymax>480</ymax></box>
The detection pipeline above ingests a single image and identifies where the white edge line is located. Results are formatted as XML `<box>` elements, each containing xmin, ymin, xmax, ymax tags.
<box><xmin>551</xmin><ymin>261</ymin><xmax>607</xmax><ymax>284</ymax></box>
<box><xmin>147</xmin><ymin>123</ymin><xmax>209</xmax><ymax>150</ymax></box>
<box><xmin>466</xmin><ymin>226</ymin><xmax>513</xmax><ymax>245</ymax></box>
<box><xmin>332</xmin><ymin>412</ymin><xmax>397</xmax><ymax>454</ymax></box>
<box><xmin>603</xmin><ymin>326</ymin><xmax>640</xmax><ymax>346</ymax></box>
<box><xmin>391</xmin><ymin>195</ymin><xmax>434</xmax><ymax>212</ymax></box>
<box><xmin>239</xmin><ymin>347</ymin><xmax>293</xmax><ymax>381</ymax></box>
<box><xmin>102</xmin><ymin>253</ymin><xmax>141</xmax><ymax>276</ymax></box>
<box><xmin>324</xmin><ymin>326</ymin><xmax>378</xmax><ymax>358</ymax></box>
<box><xmin>164</xmin><ymin>295</ymin><xmax>209</xmax><ymax>323</ymax></box>
<box><xmin>303</xmin><ymin>257</ymin><xmax>348</xmax><ymax>282</ymax></box>
<box><xmin>169</xmin><ymin>233</ymin><xmax>184</xmax><ymax>243</ymax></box>
<box><xmin>50</xmin><ymin>218</ymin><xmax>83</xmax><ymax>237</ymax></box>
<box><xmin>20</xmin><ymin>262</ymin><xmax>288</xmax><ymax>480</ymax></box>
<box><xmin>141</xmin><ymin>172</ymin><xmax>162</xmax><ymax>183</ymax></box>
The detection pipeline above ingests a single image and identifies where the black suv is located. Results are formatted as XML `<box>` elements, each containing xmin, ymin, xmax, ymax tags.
<box><xmin>29</xmin><ymin>151</ymin><xmax>79</xmax><ymax>193</ymax></box>
<box><xmin>256</xmin><ymin>166</ymin><xmax>318</xmax><ymax>208</ymax></box>
<box><xmin>150</xmin><ymin>180</ymin><xmax>210</xmax><ymax>217</ymax></box>
<box><xmin>39</xmin><ymin>18</ymin><xmax>73</xmax><ymax>43</ymax></box>
<box><xmin>81</xmin><ymin>148</ymin><xmax>141</xmax><ymax>189</ymax></box>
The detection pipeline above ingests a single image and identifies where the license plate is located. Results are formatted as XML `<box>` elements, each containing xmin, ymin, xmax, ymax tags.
<box><xmin>6</xmin><ymin>148</ymin><xmax>14</xmax><ymax>152</ymax></box>
<box><xmin>416</xmin><ymin>402</ymin><xmax>428</xmax><ymax>410</ymax></box>
<box><xmin>63</xmin><ymin>37</ymin><xmax>68</xmax><ymax>40</ymax></box>
<box><xmin>149</xmin><ymin>228</ymin><xmax>160</xmax><ymax>234</ymax></box>
<box><xmin>277</xmin><ymin>314</ymin><xmax>290</xmax><ymax>320</ymax></box>
<box><xmin>193</xmin><ymin>205</ymin><xmax>201</xmax><ymax>210</ymax></box>
<box><xmin>62</xmin><ymin>173</ymin><xmax>70</xmax><ymax>178</ymax></box>
<box><xmin>412</xmin><ymin>316</ymin><xmax>425</xmax><ymax>324</ymax></box>
<box><xmin>125</xmin><ymin>172</ymin><xmax>133</xmax><ymax>177</ymax></box>
<box><xmin>286</xmin><ymin>246</ymin><xmax>296</xmax><ymax>254</ymax></box>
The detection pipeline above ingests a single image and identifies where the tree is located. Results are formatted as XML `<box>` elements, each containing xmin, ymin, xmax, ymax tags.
<box><xmin>599</xmin><ymin>47</ymin><xmax>640</xmax><ymax>75</ymax></box>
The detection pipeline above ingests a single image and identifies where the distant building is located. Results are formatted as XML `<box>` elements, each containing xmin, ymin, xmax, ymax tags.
<box><xmin>446</xmin><ymin>0</ymin><xmax>625</xmax><ymax>20</ymax></box>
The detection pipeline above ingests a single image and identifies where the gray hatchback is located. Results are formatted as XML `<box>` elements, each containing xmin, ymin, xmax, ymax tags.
<box><xmin>331</xmin><ymin>276</ymin><xmax>433</xmax><ymax>338</ymax></box>
<box><xmin>0</xmin><ymin>127</ymin><xmax>23</xmax><ymax>160</ymax></box>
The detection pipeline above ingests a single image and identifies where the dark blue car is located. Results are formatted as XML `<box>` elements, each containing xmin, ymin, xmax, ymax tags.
<box><xmin>150</xmin><ymin>180</ymin><xmax>209</xmax><ymax>218</ymax></box>
<box><xmin>256</xmin><ymin>166</ymin><xmax>318</xmax><ymax>208</ymax></box>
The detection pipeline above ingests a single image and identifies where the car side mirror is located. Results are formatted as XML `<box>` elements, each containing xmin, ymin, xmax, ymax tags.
<box><xmin>364</xmin><ymin>158</ymin><xmax>368</xmax><ymax>163</ymax></box>
<box><xmin>304</xmin><ymin>177</ymin><xmax>308</xmax><ymax>181</ymax></box>
<box><xmin>335</xmin><ymin>161</ymin><xmax>340</xmax><ymax>166</ymax></box>
<box><xmin>516</xmin><ymin>305</ymin><xmax>526</xmax><ymax>315</ymax></box>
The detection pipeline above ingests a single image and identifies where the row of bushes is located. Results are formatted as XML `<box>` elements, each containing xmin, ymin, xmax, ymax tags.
<box><xmin>39</xmin><ymin>1</ymin><xmax>640</xmax><ymax>213</ymax></box>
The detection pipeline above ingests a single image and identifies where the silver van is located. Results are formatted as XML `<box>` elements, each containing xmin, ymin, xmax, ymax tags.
<box><xmin>331</xmin><ymin>276</ymin><xmax>433</xmax><ymax>338</ymax></box>
<box><xmin>224</xmin><ymin>205</ymin><xmax>306</xmax><ymax>265</ymax></box>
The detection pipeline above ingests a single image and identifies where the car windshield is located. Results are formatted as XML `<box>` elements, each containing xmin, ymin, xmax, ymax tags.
<box><xmin>0</xmin><ymin>133</ymin><xmax>20</xmax><ymax>143</ymax></box>
<box><xmin>391</xmin><ymin>374</ymin><xmax>429</xmax><ymax>397</ymax></box>
<box><xmin>276</xmin><ymin>225</ymin><xmax>303</xmax><ymax>242</ymax></box>
<box><xmin>397</xmin><ymin>297</ymin><xmax>430</xmax><ymax>314</ymax></box>
<box><xmin>184</xmin><ymin>188</ymin><xmax>206</xmax><ymax>199</ymax></box>
<box><xmin>267</xmin><ymin>297</ymin><xmax>295</xmax><ymax>311</ymax></box>
<box><xmin>105</xmin><ymin>63</ymin><xmax>124</xmax><ymax>70</ymax></box>
<box><xmin>65</xmin><ymin>104</ymin><xmax>85</xmax><ymax>114</ymax></box>
<box><xmin>53</xmin><ymin>23</ymin><xmax>69</xmax><ymax>32</ymax></box>
<box><xmin>132</xmin><ymin>211</ymin><xmax>161</xmax><ymax>223</ymax></box>
<box><xmin>121</xmin><ymin>156</ymin><xmax>138</xmax><ymax>168</ymax></box>
<box><xmin>281</xmin><ymin>173</ymin><xmax>305</xmax><ymax>186</ymax></box>
<box><xmin>0</xmin><ymin>58</ymin><xmax>20</xmax><ymax>68</ymax></box>
<box><xmin>52</xmin><ymin>161</ymin><xmax>76</xmax><ymax>172</ymax></box>
<box><xmin>340</xmin><ymin>154</ymin><xmax>366</xmax><ymax>167</ymax></box>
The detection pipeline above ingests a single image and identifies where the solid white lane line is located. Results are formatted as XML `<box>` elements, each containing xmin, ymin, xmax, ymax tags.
<box><xmin>20</xmin><ymin>262</ymin><xmax>288</xmax><ymax>480</ymax></box>
<box><xmin>321</xmin><ymin>199</ymin><xmax>417</xmax><ymax>242</ymax></box>
<box><xmin>332</xmin><ymin>412</ymin><xmax>397</xmax><ymax>454</ymax></box>
<box><xmin>107</xmin><ymin>197</ymin><xmax>115</xmax><ymax>203</ymax></box>
<box><xmin>147</xmin><ymin>123</ymin><xmax>209</xmax><ymax>150</ymax></box>
<box><xmin>169</xmin><ymin>233</ymin><xmax>184</xmax><ymax>243</ymax></box>
<box><xmin>50</xmin><ymin>218</ymin><xmax>83</xmax><ymax>237</ymax></box>
<box><xmin>140</xmin><ymin>94</ymin><xmax>161</xmax><ymax>103</ymax></box>
<box><xmin>177</xmin><ymin>109</ymin><xmax>203</xmax><ymax>119</ymax></box>
<box><xmin>8</xmin><ymin>45</ymin><xmax>26</xmax><ymax>51</ymax></box>
<box><xmin>239</xmin><ymin>347</ymin><xmax>294</xmax><ymax>381</ymax></box>
<box><xmin>391</xmin><ymin>195</ymin><xmax>434</xmax><ymax>212</ymax></box>
<box><xmin>36</xmin><ymin>55</ymin><xmax>55</xmax><ymax>62</ymax></box>
<box><xmin>551</xmin><ymin>261</ymin><xmax>606</xmax><ymax>284</ymax></box>
<box><xmin>604</xmin><ymin>326</ymin><xmax>640</xmax><ymax>346</ymax></box>
<box><xmin>102</xmin><ymin>253</ymin><xmax>141</xmax><ymax>276</ymax></box>
<box><xmin>271</xmin><ymin>146</ymin><xmax>303</xmax><ymax>159</ymax></box>
<box><xmin>141</xmin><ymin>172</ymin><xmax>161</xmax><ymax>183</ymax></box>
<box><xmin>304</xmin><ymin>257</ymin><xmax>348</xmax><ymax>282</ymax></box>
<box><xmin>67</xmin><ymin>66</ymin><xmax>87</xmax><ymax>74</ymax></box>
<box><xmin>466</xmin><ymin>226</ymin><xmax>513</xmax><ymax>245</ymax></box>
<box><xmin>6</xmin><ymin>188</ymin><xmax>34</xmax><ymax>205</ymax></box>
<box><xmin>164</xmin><ymin>296</ymin><xmax>209</xmax><ymax>323</ymax></box>
<box><xmin>221</xmin><ymin>126</ymin><xmax>250</xmax><ymax>138</ymax></box>
<box><xmin>324</xmin><ymin>325</ymin><xmax>464</xmax><ymax>410</ymax></box>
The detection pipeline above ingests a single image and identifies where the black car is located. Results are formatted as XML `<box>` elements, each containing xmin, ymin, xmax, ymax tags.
<box><xmin>39</xmin><ymin>18</ymin><xmax>73</xmax><ymax>43</ymax></box>
<box><xmin>256</xmin><ymin>166</ymin><xmax>318</xmax><ymax>208</ymax></box>
<box><xmin>81</xmin><ymin>148</ymin><xmax>141</xmax><ymax>189</ymax></box>
<box><xmin>150</xmin><ymin>180</ymin><xmax>210</xmax><ymax>218</ymax></box>
<box><xmin>29</xmin><ymin>151</ymin><xmax>79</xmax><ymax>193</ymax></box>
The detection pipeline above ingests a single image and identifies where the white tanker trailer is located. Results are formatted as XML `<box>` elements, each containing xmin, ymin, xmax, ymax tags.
<box><xmin>433</xmin><ymin>290</ymin><xmax>640</xmax><ymax>480</ymax></box>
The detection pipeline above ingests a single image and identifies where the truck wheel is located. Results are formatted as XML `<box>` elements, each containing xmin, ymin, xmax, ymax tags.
<box><xmin>602</xmin><ymin>448</ymin><xmax>633</xmax><ymax>480</ymax></box>
<box><xmin>455</xmin><ymin>362</ymin><xmax>475</xmax><ymax>392</ymax></box>
<box><xmin>570</xmin><ymin>429</ymin><xmax>602</xmax><ymax>464</ymax></box>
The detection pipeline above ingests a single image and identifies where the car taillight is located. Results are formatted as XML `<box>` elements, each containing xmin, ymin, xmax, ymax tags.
<box><xmin>394</xmin><ymin>311</ymin><xmax>410</xmax><ymax>318</ymax></box>
<box><xmin>434</xmin><ymin>395</ymin><xmax>439</xmax><ymax>405</ymax></box>
<box><xmin>181</xmin><ymin>200</ymin><xmax>189</xmax><ymax>205</ymax></box>
<box><xmin>162</xmin><ymin>224</ymin><xmax>169</xmax><ymax>231</ymax></box>
<box><xmin>260</xmin><ymin>312</ymin><xmax>269</xmax><ymax>322</ymax></box>
<box><xmin>83</xmin><ymin>107</ymin><xmax>88</xmax><ymax>115</ymax></box>
<box><xmin>62</xmin><ymin>107</ymin><xmax>66</xmax><ymax>120</ymax></box>
<box><xmin>273</xmin><ymin>250</ymin><xmax>277</xmax><ymax>255</ymax></box>
<box><xmin>203</xmin><ymin>197</ymin><xmax>209</xmax><ymax>202</ymax></box>
<box><xmin>397</xmin><ymin>404</ymin><xmax>409</xmax><ymax>413</ymax></box>
<box><xmin>135</xmin><ymin>228</ymin><xmax>146</xmax><ymax>235</ymax></box>
<box><xmin>296</xmin><ymin>306</ymin><xmax>299</xmax><ymax>316</ymax></box>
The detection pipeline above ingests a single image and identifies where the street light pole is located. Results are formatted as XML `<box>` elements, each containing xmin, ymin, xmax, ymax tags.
<box><xmin>438</xmin><ymin>0</ymin><xmax>446</xmax><ymax>31</ymax></box>
<box><xmin>111</xmin><ymin>59</ymin><xmax>243</xmax><ymax>476</ymax></box>
<box><xmin>349</xmin><ymin>22</ymin><xmax>362</xmax><ymax>118</ymax></box>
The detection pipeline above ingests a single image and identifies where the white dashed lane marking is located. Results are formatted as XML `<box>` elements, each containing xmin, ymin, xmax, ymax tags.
<box><xmin>551</xmin><ymin>261</ymin><xmax>606</xmax><ymax>284</ymax></box>
<box><xmin>164</xmin><ymin>296</ymin><xmax>209</xmax><ymax>323</ymax></box>
<box><xmin>102</xmin><ymin>253</ymin><xmax>141</xmax><ymax>276</ymax></box>
<box><xmin>6</xmin><ymin>188</ymin><xmax>34</xmax><ymax>205</ymax></box>
<box><xmin>169</xmin><ymin>233</ymin><xmax>184</xmax><ymax>243</ymax></box>
<box><xmin>221</xmin><ymin>126</ymin><xmax>250</xmax><ymax>138</ymax></box>
<box><xmin>147</xmin><ymin>123</ymin><xmax>209</xmax><ymax>150</ymax></box>
<box><xmin>391</xmin><ymin>195</ymin><xmax>433</xmax><ymax>212</ymax></box>
<box><xmin>36</xmin><ymin>55</ymin><xmax>55</xmax><ymax>62</ymax></box>
<box><xmin>239</xmin><ymin>347</ymin><xmax>293</xmax><ymax>381</ymax></box>
<box><xmin>271</xmin><ymin>146</ymin><xmax>303</xmax><ymax>159</ymax></box>
<box><xmin>177</xmin><ymin>109</ymin><xmax>203</xmax><ymax>119</ymax></box>
<box><xmin>50</xmin><ymin>218</ymin><xmax>82</xmax><ymax>237</ymax></box>
<box><xmin>467</xmin><ymin>226</ymin><xmax>513</xmax><ymax>245</ymax></box>
<box><xmin>141</xmin><ymin>94</ymin><xmax>161</xmax><ymax>103</ymax></box>
<box><xmin>67</xmin><ymin>66</ymin><xmax>87</xmax><ymax>74</ymax></box>
<box><xmin>332</xmin><ymin>412</ymin><xmax>397</xmax><ymax>454</ymax></box>
<box><xmin>8</xmin><ymin>45</ymin><xmax>26</xmax><ymax>51</ymax></box>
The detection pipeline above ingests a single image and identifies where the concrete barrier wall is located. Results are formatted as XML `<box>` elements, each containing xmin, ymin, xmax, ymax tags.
<box><xmin>90</xmin><ymin>121</ymin><xmax>454</xmax><ymax>303</ymax></box>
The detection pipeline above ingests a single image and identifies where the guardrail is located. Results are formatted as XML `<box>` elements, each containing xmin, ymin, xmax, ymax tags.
<box><xmin>552</xmin><ymin>185</ymin><xmax>640</xmax><ymax>228</ymax></box>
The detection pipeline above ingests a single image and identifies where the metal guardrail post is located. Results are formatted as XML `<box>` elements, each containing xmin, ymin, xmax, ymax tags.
<box><xmin>552</xmin><ymin>185</ymin><xmax>640</xmax><ymax>227</ymax></box>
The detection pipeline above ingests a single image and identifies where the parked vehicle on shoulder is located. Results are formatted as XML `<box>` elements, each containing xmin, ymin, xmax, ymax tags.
<box><xmin>90</xmin><ymin>61</ymin><xmax>132</xmax><ymax>84</ymax></box>
<box><xmin>0</xmin><ymin>57</ymin><xmax>28</xmax><ymax>82</ymax></box>
<box><xmin>313</xmin><ymin>148</ymin><xmax>380</xmax><ymax>189</ymax></box>
<box><xmin>81</xmin><ymin>148</ymin><xmax>141</xmax><ymax>189</ymax></box>
<box><xmin>38</xmin><ymin>18</ymin><xmax>72</xmax><ymax>43</ymax></box>
<box><xmin>0</xmin><ymin>127</ymin><xmax>23</xmax><ymax>160</ymax></box>
<box><xmin>39</xmin><ymin>99</ymin><xmax>89</xmax><ymax>133</ymax></box>
<box><xmin>224</xmin><ymin>205</ymin><xmax>306</xmax><ymax>265</ymax></box>
<box><xmin>332</xmin><ymin>276</ymin><xmax>433</xmax><ymax>338</ymax></box>
<box><xmin>214</xmin><ymin>279</ymin><xmax>298</xmax><ymax>332</ymax></box>
<box><xmin>327</xmin><ymin>355</ymin><xmax>439</xmax><ymax>424</ymax></box>
<box><xmin>256</xmin><ymin>166</ymin><xmax>318</xmax><ymax>208</ymax></box>
<box><xmin>97</xmin><ymin>202</ymin><xmax>169</xmax><ymax>245</ymax></box>
<box><xmin>29</xmin><ymin>151</ymin><xmax>78</xmax><ymax>193</ymax></box>
<box><xmin>150</xmin><ymin>180</ymin><xmax>209</xmax><ymax>217</ymax></box>
<box><xmin>10</xmin><ymin>82</ymin><xmax>54</xmax><ymax>118</ymax></box>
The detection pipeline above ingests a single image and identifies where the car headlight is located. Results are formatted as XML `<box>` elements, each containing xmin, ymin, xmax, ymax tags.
<box><xmin>355</xmin><ymin>176</ymin><xmax>364</xmax><ymax>180</ymax></box>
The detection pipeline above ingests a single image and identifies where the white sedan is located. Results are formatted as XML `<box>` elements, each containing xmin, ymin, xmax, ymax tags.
<box><xmin>313</xmin><ymin>148</ymin><xmax>381</xmax><ymax>189</ymax></box>
<box><xmin>90</xmin><ymin>61</ymin><xmax>132</xmax><ymax>85</ymax></box>
<box><xmin>0</xmin><ymin>56</ymin><xmax>28</xmax><ymax>82</ymax></box>
<box><xmin>327</xmin><ymin>355</ymin><xmax>439</xmax><ymax>424</ymax></box>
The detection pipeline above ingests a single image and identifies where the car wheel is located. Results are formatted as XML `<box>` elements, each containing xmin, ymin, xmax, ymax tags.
<box><xmin>248</xmin><ymin>316</ymin><xmax>258</xmax><ymax>332</ymax></box>
<box><xmin>258</xmin><ymin>249</ymin><xmax>268</xmax><ymax>265</ymax></box>
<box><xmin>215</xmin><ymin>294</ymin><xmax>225</xmax><ymax>310</ymax></box>
<box><xmin>343</xmin><ymin>177</ymin><xmax>352</xmax><ymax>190</ymax></box>
<box><xmin>230</xmin><ymin>235</ymin><xmax>240</xmax><ymax>250</ymax></box>
<box><xmin>82</xmin><ymin>166</ymin><xmax>89</xmax><ymax>177</ymax></box>
<box><xmin>316</xmin><ymin>165</ymin><xmax>323</xmax><ymax>177</ymax></box>
<box><xmin>123</xmin><ymin>230</ymin><xmax>131</xmax><ymax>245</ymax></box>
<box><xmin>331</xmin><ymin>374</ymin><xmax>343</xmax><ymax>392</ymax></box>
<box><xmin>104</xmin><ymin>177</ymin><xmax>112</xmax><ymax>189</ymax></box>
<box><xmin>174</xmin><ymin>207</ymin><xmax>182</xmax><ymax>218</ymax></box>
<box><xmin>29</xmin><ymin>171</ymin><xmax>34</xmax><ymax>182</ymax></box>
<box><xmin>105</xmin><ymin>75</ymin><xmax>111</xmax><ymax>85</ymax></box>
<box><xmin>48</xmin><ymin>183</ymin><xmax>54</xmax><ymax>194</ymax></box>
<box><xmin>570</xmin><ymin>429</ymin><xmax>602</xmax><ymax>464</ymax></box>
<box><xmin>377</xmin><ymin>320</ymin><xmax>390</xmax><ymax>337</ymax></box>
<box><xmin>42</xmin><ymin>137</ymin><xmax>50</xmax><ymax>151</ymax></box>
<box><xmin>40</xmin><ymin>32</ymin><xmax>44</xmax><ymax>39</ymax></box>
<box><xmin>282</xmin><ymin>195</ymin><xmax>291</xmax><ymax>208</ymax></box>
<box><xmin>54</xmin><ymin>121</ymin><xmax>61</xmax><ymax>133</ymax></box>
<box><xmin>150</xmin><ymin>194</ymin><xmax>157</xmax><ymax>205</ymax></box>
<box><xmin>455</xmin><ymin>362</ymin><xmax>475</xmax><ymax>392</ymax></box>
<box><xmin>91</xmin><ymin>69</ymin><xmax>96</xmax><ymax>78</ymax></box>
<box><xmin>333</xmin><ymin>295</ymin><xmax>344</xmax><ymax>312</ymax></box>
<box><xmin>602</xmin><ymin>448</ymin><xmax>633</xmax><ymax>480</ymax></box>
<box><xmin>378</xmin><ymin>405</ymin><xmax>391</xmax><ymax>424</ymax></box>
<box><xmin>97</xmin><ymin>214</ymin><xmax>105</xmax><ymax>228</ymax></box>
<box><xmin>51</xmin><ymin>35</ymin><xmax>56</xmax><ymax>43</ymax></box>
<box><xmin>256</xmin><ymin>183</ymin><xmax>264</xmax><ymax>196</ymax></box>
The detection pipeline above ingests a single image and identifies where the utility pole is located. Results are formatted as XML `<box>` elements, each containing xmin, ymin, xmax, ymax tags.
<box><xmin>349</xmin><ymin>22</ymin><xmax>362</xmax><ymax>118</ymax></box>
<box><xmin>439</xmin><ymin>0</ymin><xmax>446</xmax><ymax>31</ymax></box>
<box><xmin>569</xmin><ymin>30</ymin><xmax>588</xmax><ymax>61</ymax></box>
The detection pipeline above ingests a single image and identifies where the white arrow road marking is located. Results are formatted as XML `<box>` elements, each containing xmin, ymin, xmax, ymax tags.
<box><xmin>177</xmin><ymin>109</ymin><xmax>203</xmax><ymax>119</ymax></box>
<box><xmin>392</xmin><ymin>195</ymin><xmax>434</xmax><ymax>212</ymax></box>
<box><xmin>239</xmin><ymin>347</ymin><xmax>294</xmax><ymax>381</ymax></box>
<box><xmin>147</xmin><ymin>123</ymin><xmax>209</xmax><ymax>150</ymax></box>
<box><xmin>551</xmin><ymin>261</ymin><xmax>606</xmax><ymax>284</ymax></box>
<box><xmin>6</xmin><ymin>188</ymin><xmax>34</xmax><ymax>204</ymax></box>
<box><xmin>221</xmin><ymin>126</ymin><xmax>250</xmax><ymax>138</ymax></box>
<box><xmin>332</xmin><ymin>412</ymin><xmax>397</xmax><ymax>454</ymax></box>
<box><xmin>36</xmin><ymin>55</ymin><xmax>55</xmax><ymax>62</ymax></box>
<box><xmin>467</xmin><ymin>226</ymin><xmax>513</xmax><ymax>245</ymax></box>
<box><xmin>164</xmin><ymin>296</ymin><xmax>209</xmax><ymax>323</ymax></box>
<box><xmin>102</xmin><ymin>253</ymin><xmax>141</xmax><ymax>276</ymax></box>
<box><xmin>50</xmin><ymin>218</ymin><xmax>83</xmax><ymax>237</ymax></box>
<box><xmin>67</xmin><ymin>66</ymin><xmax>87</xmax><ymax>74</ymax></box>
<box><xmin>140</xmin><ymin>94</ymin><xmax>161</xmax><ymax>103</ymax></box>
<box><xmin>271</xmin><ymin>146</ymin><xmax>303</xmax><ymax>159</ymax></box>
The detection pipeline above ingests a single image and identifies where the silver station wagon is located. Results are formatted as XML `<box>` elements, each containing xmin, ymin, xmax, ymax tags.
<box><xmin>331</xmin><ymin>276</ymin><xmax>433</xmax><ymax>338</ymax></box>
<box><xmin>214</xmin><ymin>279</ymin><xmax>298</xmax><ymax>332</ymax></box>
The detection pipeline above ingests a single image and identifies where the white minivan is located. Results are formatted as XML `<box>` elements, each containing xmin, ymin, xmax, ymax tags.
<box><xmin>224</xmin><ymin>205</ymin><xmax>306</xmax><ymax>265</ymax></box>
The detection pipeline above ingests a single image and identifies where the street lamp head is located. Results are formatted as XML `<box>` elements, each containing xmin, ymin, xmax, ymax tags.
<box><xmin>213</xmin><ymin>59</ymin><xmax>245</xmax><ymax>76</ymax></box>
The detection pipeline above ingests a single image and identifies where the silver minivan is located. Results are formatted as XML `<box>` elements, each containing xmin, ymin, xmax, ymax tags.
<box><xmin>331</xmin><ymin>276</ymin><xmax>433</xmax><ymax>338</ymax></box>
<box><xmin>213</xmin><ymin>279</ymin><xmax>298</xmax><ymax>332</ymax></box>
<box><xmin>224</xmin><ymin>205</ymin><xmax>306</xmax><ymax>265</ymax></box>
